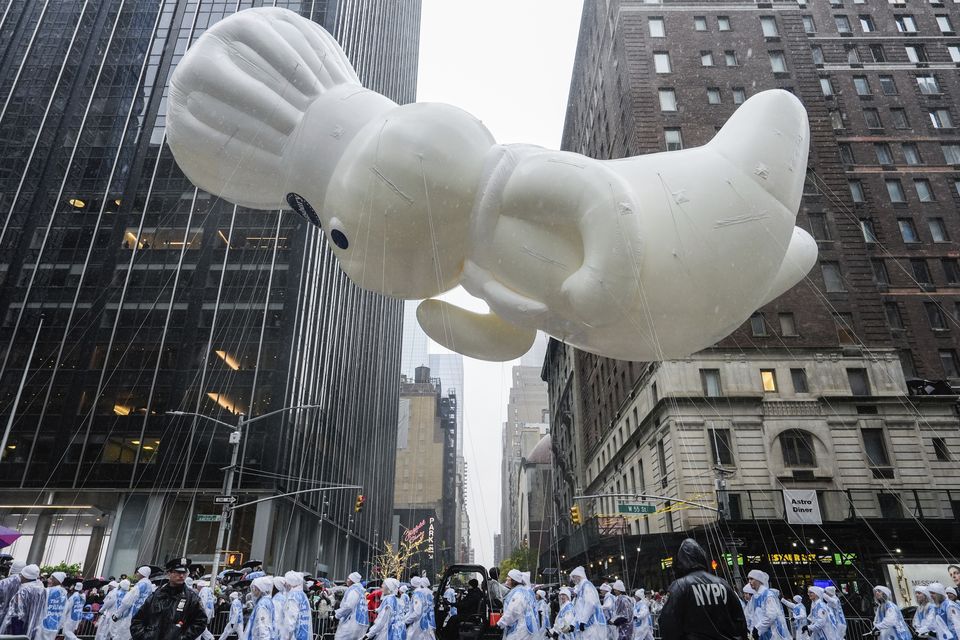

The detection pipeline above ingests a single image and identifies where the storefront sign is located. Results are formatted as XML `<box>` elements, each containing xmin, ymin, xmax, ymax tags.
<box><xmin>404</xmin><ymin>519</ymin><xmax>427</xmax><ymax>544</ymax></box>
<box><xmin>884</xmin><ymin>563</ymin><xmax>960</xmax><ymax>606</ymax></box>
<box><xmin>782</xmin><ymin>489</ymin><xmax>822</xmax><ymax>525</ymax></box>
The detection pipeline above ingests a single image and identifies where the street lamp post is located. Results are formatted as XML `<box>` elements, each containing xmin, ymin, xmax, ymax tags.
<box><xmin>167</xmin><ymin>403</ymin><xmax>321</xmax><ymax>589</ymax></box>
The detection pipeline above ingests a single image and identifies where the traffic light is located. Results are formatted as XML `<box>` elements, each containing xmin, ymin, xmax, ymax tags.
<box><xmin>570</xmin><ymin>504</ymin><xmax>582</xmax><ymax>526</ymax></box>
<box><xmin>355</xmin><ymin>494</ymin><xmax>366</xmax><ymax>512</ymax></box>
<box><xmin>226</xmin><ymin>551</ymin><xmax>244</xmax><ymax>566</ymax></box>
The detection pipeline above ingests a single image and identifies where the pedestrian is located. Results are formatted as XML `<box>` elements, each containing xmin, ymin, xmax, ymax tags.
<box><xmin>195</xmin><ymin>581</ymin><xmax>215</xmax><ymax>640</ymax></box>
<box><xmin>497</xmin><ymin>570</ymin><xmax>536</xmax><ymax>640</ymax></box>
<box><xmin>336</xmin><ymin>572</ymin><xmax>369</xmax><ymax>640</ymax></box>
<box><xmin>536</xmin><ymin>590</ymin><xmax>551</xmax><ymax>640</ymax></box>
<box><xmin>779</xmin><ymin>595</ymin><xmax>807</xmax><ymax>640</ymax></box>
<box><xmin>245</xmin><ymin>576</ymin><xmax>277</xmax><ymax>640</ymax></box>
<box><xmin>113</xmin><ymin>567</ymin><xmax>155</xmax><ymax>640</ymax></box>
<box><xmin>928</xmin><ymin>583</ymin><xmax>960</xmax><ymax>640</ymax></box>
<box><xmin>632</xmin><ymin>590</ymin><xmax>652</xmax><ymax>640</ymax></box>
<box><xmin>656</xmin><ymin>539</ymin><xmax>747</xmax><ymax>640</ymax></box>
<box><xmin>821</xmin><ymin>587</ymin><xmax>845</xmax><ymax>640</ymax></box>
<box><xmin>130</xmin><ymin>559</ymin><xmax>206</xmax><ymax>640</ymax></box>
<box><xmin>947</xmin><ymin>589</ymin><xmax>958</xmax><ymax>603</ymax></box>
<box><xmin>611</xmin><ymin>581</ymin><xmax>633</xmax><ymax>640</ymax></box>
<box><xmin>805</xmin><ymin>588</ymin><xmax>836</xmax><ymax>640</ymax></box>
<box><xmin>0</xmin><ymin>560</ymin><xmax>25</xmax><ymax>629</ymax></box>
<box><xmin>406</xmin><ymin>577</ymin><xmax>436</xmax><ymax>640</ymax></box>
<box><xmin>272</xmin><ymin>577</ymin><xmax>288</xmax><ymax>640</ymax></box>
<box><xmin>746</xmin><ymin>571</ymin><xmax>789</xmax><ymax>640</ymax></box>
<box><xmin>397</xmin><ymin>586</ymin><xmax>410</xmax><ymax>620</ymax></box>
<box><xmin>1</xmin><ymin>565</ymin><xmax>45</xmax><ymax>639</ymax></box>
<box><xmin>365</xmin><ymin>579</ymin><xmax>404</xmax><ymax>640</ymax></box>
<box><xmin>460</xmin><ymin>580</ymin><xmax>483</xmax><ymax>619</ymax></box>
<box><xmin>96</xmin><ymin>582</ymin><xmax>121</xmax><ymax>640</ymax></box>
<box><xmin>870</xmin><ymin>586</ymin><xmax>911</xmax><ymax>640</ymax></box>
<box><xmin>547</xmin><ymin>588</ymin><xmax>577</xmax><ymax>640</ymax></box>
<box><xmin>569</xmin><ymin>566</ymin><xmax>605</xmax><ymax>640</ymax></box>
<box><xmin>63</xmin><ymin>583</ymin><xmax>86</xmax><ymax>640</ymax></box>
<box><xmin>489</xmin><ymin>569</ymin><xmax>509</xmax><ymax>609</ymax></box>
<box><xmin>440</xmin><ymin>588</ymin><xmax>457</xmax><ymax>640</ymax></box>
<box><xmin>911</xmin><ymin>586</ymin><xmax>941</xmax><ymax>640</ymax></box>
<box><xmin>283</xmin><ymin>572</ymin><xmax>312</xmax><ymax>640</ymax></box>
<box><xmin>742</xmin><ymin>586</ymin><xmax>756</xmax><ymax>635</ymax></box>
<box><xmin>599</xmin><ymin>584</ymin><xmax>616</xmax><ymax>640</ymax></box>
<box><xmin>219</xmin><ymin>593</ymin><xmax>245</xmax><ymax>640</ymax></box>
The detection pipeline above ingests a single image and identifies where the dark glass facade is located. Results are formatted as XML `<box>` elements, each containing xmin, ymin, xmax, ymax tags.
<box><xmin>0</xmin><ymin>0</ymin><xmax>420</xmax><ymax>576</ymax></box>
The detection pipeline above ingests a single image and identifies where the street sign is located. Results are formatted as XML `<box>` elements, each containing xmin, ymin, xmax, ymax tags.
<box><xmin>196</xmin><ymin>514</ymin><xmax>221</xmax><ymax>522</ymax></box>
<box><xmin>617</xmin><ymin>503</ymin><xmax>656</xmax><ymax>514</ymax></box>
<box><xmin>214</xmin><ymin>495</ymin><xmax>237</xmax><ymax>505</ymax></box>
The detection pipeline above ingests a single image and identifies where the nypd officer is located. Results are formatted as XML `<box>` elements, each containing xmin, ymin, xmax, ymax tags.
<box><xmin>131</xmin><ymin>559</ymin><xmax>207</xmax><ymax>640</ymax></box>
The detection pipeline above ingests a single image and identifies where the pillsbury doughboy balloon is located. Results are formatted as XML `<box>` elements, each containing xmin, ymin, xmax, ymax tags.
<box><xmin>166</xmin><ymin>7</ymin><xmax>817</xmax><ymax>362</ymax></box>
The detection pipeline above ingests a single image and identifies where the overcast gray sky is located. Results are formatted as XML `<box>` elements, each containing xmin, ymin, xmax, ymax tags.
<box><xmin>416</xmin><ymin>0</ymin><xmax>584</xmax><ymax>567</ymax></box>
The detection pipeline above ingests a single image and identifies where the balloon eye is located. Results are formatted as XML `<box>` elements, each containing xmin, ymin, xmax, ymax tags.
<box><xmin>331</xmin><ymin>229</ymin><xmax>349</xmax><ymax>250</ymax></box>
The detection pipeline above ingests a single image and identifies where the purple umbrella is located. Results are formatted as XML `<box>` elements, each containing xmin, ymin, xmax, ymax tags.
<box><xmin>0</xmin><ymin>525</ymin><xmax>22</xmax><ymax>548</ymax></box>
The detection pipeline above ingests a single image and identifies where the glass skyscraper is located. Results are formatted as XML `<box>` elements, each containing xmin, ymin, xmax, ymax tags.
<box><xmin>0</xmin><ymin>0</ymin><xmax>419</xmax><ymax>577</ymax></box>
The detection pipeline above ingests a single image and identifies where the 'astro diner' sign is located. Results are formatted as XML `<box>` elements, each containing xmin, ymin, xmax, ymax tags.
<box><xmin>782</xmin><ymin>489</ymin><xmax>823</xmax><ymax>525</ymax></box>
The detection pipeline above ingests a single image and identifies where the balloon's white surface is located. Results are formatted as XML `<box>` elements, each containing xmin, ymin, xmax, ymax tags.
<box><xmin>166</xmin><ymin>7</ymin><xmax>817</xmax><ymax>363</ymax></box>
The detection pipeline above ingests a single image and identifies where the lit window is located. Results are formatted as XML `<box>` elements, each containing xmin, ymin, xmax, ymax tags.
<box><xmin>929</xmin><ymin>217</ymin><xmax>948</xmax><ymax>242</ymax></box>
<box><xmin>861</xmin><ymin>219</ymin><xmax>878</xmax><ymax>243</ymax></box>
<box><xmin>899</xmin><ymin>218</ymin><xmax>920</xmax><ymax>242</ymax></box>
<box><xmin>649</xmin><ymin>17</ymin><xmax>666</xmax><ymax>37</ymax></box>
<box><xmin>761</xmin><ymin>16</ymin><xmax>779</xmax><ymax>37</ymax></box>
<box><xmin>654</xmin><ymin>52</ymin><xmax>672</xmax><ymax>73</ymax></box>
<box><xmin>732</xmin><ymin>87</ymin><xmax>746</xmax><ymax>104</ymax></box>
<box><xmin>854</xmin><ymin>76</ymin><xmax>871</xmax><ymax>95</ymax></box>
<box><xmin>770</xmin><ymin>51</ymin><xmax>787</xmax><ymax>73</ymax></box>
<box><xmin>665</xmin><ymin>128</ymin><xmax>683</xmax><ymax>151</ymax></box>
<box><xmin>916</xmin><ymin>179</ymin><xmax>936</xmax><ymax>202</ymax></box>
<box><xmin>707</xmin><ymin>88</ymin><xmax>721</xmax><ymax>104</ymax></box>
<box><xmin>917</xmin><ymin>75</ymin><xmax>941</xmax><ymax>95</ymax></box>
<box><xmin>701</xmin><ymin>51</ymin><xmax>714</xmax><ymax>66</ymax></box>
<box><xmin>943</xmin><ymin>144</ymin><xmax>960</xmax><ymax>165</ymax></box>
<box><xmin>761</xmin><ymin>369</ymin><xmax>778</xmax><ymax>392</ymax></box>
<box><xmin>791</xmin><ymin>368</ymin><xmax>809</xmax><ymax>393</ymax></box>
<box><xmin>779</xmin><ymin>313</ymin><xmax>798</xmax><ymax>336</ymax></box>
<box><xmin>750</xmin><ymin>313</ymin><xmax>767</xmax><ymax>336</ymax></box>
<box><xmin>887</xmin><ymin>179</ymin><xmax>906</xmax><ymax>203</ymax></box>
<box><xmin>822</xmin><ymin>262</ymin><xmax>845</xmax><ymax>292</ymax></box>
<box><xmin>694</xmin><ymin>16</ymin><xmax>707</xmax><ymax>31</ymax></box>
<box><xmin>659</xmin><ymin>88</ymin><xmax>677</xmax><ymax>111</ymax></box>
<box><xmin>930</xmin><ymin>109</ymin><xmax>954</xmax><ymax>129</ymax></box>
<box><xmin>903</xmin><ymin>143</ymin><xmax>921</xmax><ymax>165</ymax></box>
<box><xmin>718</xmin><ymin>16</ymin><xmax>731</xmax><ymax>31</ymax></box>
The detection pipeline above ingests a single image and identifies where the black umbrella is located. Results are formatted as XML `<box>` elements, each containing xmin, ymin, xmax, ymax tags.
<box><xmin>241</xmin><ymin>560</ymin><xmax>262</xmax><ymax>570</ymax></box>
<box><xmin>83</xmin><ymin>578</ymin><xmax>109</xmax><ymax>589</ymax></box>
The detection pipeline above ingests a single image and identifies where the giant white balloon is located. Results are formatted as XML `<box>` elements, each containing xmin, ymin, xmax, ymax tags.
<box><xmin>167</xmin><ymin>7</ymin><xmax>817</xmax><ymax>362</ymax></box>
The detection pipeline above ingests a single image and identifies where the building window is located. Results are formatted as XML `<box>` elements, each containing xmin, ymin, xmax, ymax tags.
<box><xmin>761</xmin><ymin>16</ymin><xmax>780</xmax><ymax>37</ymax></box>
<box><xmin>861</xmin><ymin>219</ymin><xmax>878</xmax><ymax>243</ymax></box>
<box><xmin>916</xmin><ymin>179</ymin><xmax>936</xmax><ymax>202</ymax></box>
<box><xmin>918</xmin><ymin>75</ymin><xmax>941</xmax><ymax>95</ymax></box>
<box><xmin>849</xmin><ymin>179</ymin><xmax>865</xmax><ymax>203</ymax></box>
<box><xmin>835</xmin><ymin>312</ymin><xmax>857</xmax><ymax>345</ymax></box>
<box><xmin>854</xmin><ymin>76</ymin><xmax>871</xmax><ymax>95</ymax></box>
<box><xmin>878</xmin><ymin>492</ymin><xmax>902</xmax><ymax>516</ymax></box>
<box><xmin>820</xmin><ymin>78</ymin><xmax>834</xmax><ymax>96</ymax></box>
<box><xmin>848</xmin><ymin>369</ymin><xmax>871</xmax><ymax>396</ymax></box>
<box><xmin>700</xmin><ymin>369</ymin><xmax>722</xmax><ymax>397</ymax></box>
<box><xmin>938</xmin><ymin>15</ymin><xmax>954</xmax><ymax>33</ymax></box>
<box><xmin>872</xmin><ymin>259</ymin><xmax>889</xmax><ymax>285</ymax></box>
<box><xmin>847</xmin><ymin>46</ymin><xmax>861</xmax><ymax>64</ymax></box>
<box><xmin>725</xmin><ymin>51</ymin><xmax>739</xmax><ymax>66</ymax></box>
<box><xmin>769</xmin><ymin>51</ymin><xmax>787</xmax><ymax>73</ymax></box>
<box><xmin>862</xmin><ymin>428</ymin><xmax>890</xmax><ymax>466</ymax></box>
<box><xmin>659</xmin><ymin>88</ymin><xmax>677</xmax><ymax>111</ymax></box>
<box><xmin>900</xmin><ymin>350</ymin><xmax>917</xmax><ymax>378</ymax></box>
<box><xmin>899</xmin><ymin>218</ymin><xmax>920</xmax><ymax>243</ymax></box>
<box><xmin>803</xmin><ymin>15</ymin><xmax>816</xmax><ymax>33</ymax></box>
<box><xmin>912</xmin><ymin>258</ymin><xmax>932</xmax><ymax>284</ymax></box>
<box><xmin>930</xmin><ymin>109</ymin><xmax>954</xmax><ymax>129</ymax></box>
<box><xmin>831</xmin><ymin>110</ymin><xmax>844</xmax><ymax>130</ymax></box>
<box><xmin>649</xmin><ymin>17</ymin><xmax>666</xmax><ymax>37</ymax></box>
<box><xmin>875</xmin><ymin>143</ymin><xmax>893</xmax><ymax>165</ymax></box>
<box><xmin>933</xmin><ymin>437</ymin><xmax>952</xmax><ymax>462</ymax></box>
<box><xmin>665</xmin><ymin>128</ymin><xmax>683</xmax><ymax>151</ymax></box>
<box><xmin>809</xmin><ymin>213</ymin><xmax>831</xmax><ymax>240</ymax></box>
<box><xmin>709</xmin><ymin>429</ymin><xmax>734</xmax><ymax>466</ymax></box>
<box><xmin>718</xmin><ymin>16</ymin><xmax>731</xmax><ymax>31</ymax></box>
<box><xmin>694</xmin><ymin>16</ymin><xmax>707</xmax><ymax>31</ymax></box>
<box><xmin>791</xmin><ymin>368</ymin><xmax>809</xmax><ymax>393</ymax></box>
<box><xmin>929</xmin><ymin>217</ymin><xmax>949</xmax><ymax>241</ymax></box>
<box><xmin>779</xmin><ymin>313</ymin><xmax>797</xmax><ymax>336</ymax></box>
<box><xmin>836</xmin><ymin>15</ymin><xmax>852</xmax><ymax>32</ymax></box>
<box><xmin>903</xmin><ymin>143</ymin><xmax>922</xmax><ymax>165</ymax></box>
<box><xmin>780</xmin><ymin>429</ymin><xmax>816</xmax><ymax>467</ymax></box>
<box><xmin>940</xmin><ymin>350</ymin><xmax>960</xmax><ymax>377</ymax></box>
<box><xmin>943</xmin><ymin>144</ymin><xmax>960</xmax><ymax>165</ymax></box>
<box><xmin>812</xmin><ymin>45</ymin><xmax>825</xmax><ymax>65</ymax></box>
<box><xmin>879</xmin><ymin>75</ymin><xmax>897</xmax><ymax>95</ymax></box>
<box><xmin>761</xmin><ymin>369</ymin><xmax>778</xmax><ymax>392</ymax></box>
<box><xmin>732</xmin><ymin>87</ymin><xmax>746</xmax><ymax>104</ymax></box>
<box><xmin>895</xmin><ymin>15</ymin><xmax>918</xmax><ymax>33</ymax></box>
<box><xmin>926</xmin><ymin>303</ymin><xmax>948</xmax><ymax>330</ymax></box>
<box><xmin>839</xmin><ymin>143</ymin><xmax>854</xmax><ymax>165</ymax></box>
<box><xmin>750</xmin><ymin>312</ymin><xmax>767</xmax><ymax>336</ymax></box>
<box><xmin>860</xmin><ymin>15</ymin><xmax>876</xmax><ymax>32</ymax></box>
<box><xmin>949</xmin><ymin>45</ymin><xmax>960</xmax><ymax>63</ymax></box>
<box><xmin>654</xmin><ymin>52</ymin><xmax>672</xmax><ymax>73</ymax></box>
<box><xmin>701</xmin><ymin>51</ymin><xmax>715</xmax><ymax>66</ymax></box>
<box><xmin>870</xmin><ymin>43</ymin><xmax>885</xmax><ymax>61</ymax></box>
<box><xmin>885</xmin><ymin>302</ymin><xmax>904</xmax><ymax>329</ymax></box>
<box><xmin>657</xmin><ymin>439</ymin><xmax>668</xmax><ymax>488</ymax></box>
<box><xmin>887</xmin><ymin>180</ymin><xmax>907</xmax><ymax>203</ymax></box>
<box><xmin>906</xmin><ymin>44</ymin><xmax>929</xmax><ymax>63</ymax></box>
<box><xmin>822</xmin><ymin>261</ymin><xmax>845</xmax><ymax>292</ymax></box>
<box><xmin>707</xmin><ymin>88</ymin><xmax>721</xmax><ymax>104</ymax></box>
<box><xmin>864</xmin><ymin>108</ymin><xmax>882</xmax><ymax>129</ymax></box>
<box><xmin>891</xmin><ymin>108</ymin><xmax>909</xmax><ymax>129</ymax></box>
<box><xmin>942</xmin><ymin>258</ymin><xmax>960</xmax><ymax>284</ymax></box>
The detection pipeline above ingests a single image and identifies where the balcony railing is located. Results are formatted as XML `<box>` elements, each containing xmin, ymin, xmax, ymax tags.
<box><xmin>718</xmin><ymin>488</ymin><xmax>960</xmax><ymax>522</ymax></box>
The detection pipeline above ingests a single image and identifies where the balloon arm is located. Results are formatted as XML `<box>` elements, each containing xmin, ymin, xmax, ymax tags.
<box><xmin>756</xmin><ymin>226</ymin><xmax>818</xmax><ymax>307</ymax></box>
<box><xmin>416</xmin><ymin>299</ymin><xmax>536</xmax><ymax>362</ymax></box>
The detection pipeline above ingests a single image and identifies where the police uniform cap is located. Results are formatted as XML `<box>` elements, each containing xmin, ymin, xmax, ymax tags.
<box><xmin>165</xmin><ymin>557</ymin><xmax>192</xmax><ymax>573</ymax></box>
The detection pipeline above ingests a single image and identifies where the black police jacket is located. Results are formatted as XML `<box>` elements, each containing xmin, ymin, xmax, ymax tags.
<box><xmin>131</xmin><ymin>583</ymin><xmax>208</xmax><ymax>640</ymax></box>
<box><xmin>658</xmin><ymin>539</ymin><xmax>748</xmax><ymax>640</ymax></box>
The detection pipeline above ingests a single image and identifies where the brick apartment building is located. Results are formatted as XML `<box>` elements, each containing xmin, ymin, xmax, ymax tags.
<box><xmin>542</xmin><ymin>0</ymin><xmax>960</xmax><ymax>604</ymax></box>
